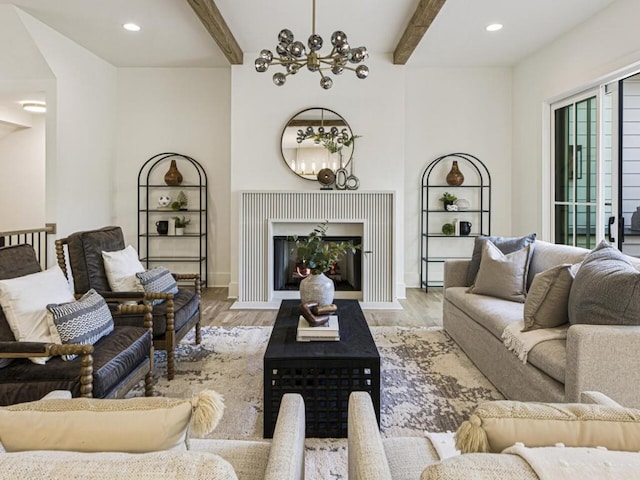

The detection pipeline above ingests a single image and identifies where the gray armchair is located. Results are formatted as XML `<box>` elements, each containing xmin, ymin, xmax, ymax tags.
<box><xmin>0</xmin><ymin>244</ymin><xmax>153</xmax><ymax>405</ymax></box>
<box><xmin>56</xmin><ymin>226</ymin><xmax>201</xmax><ymax>380</ymax></box>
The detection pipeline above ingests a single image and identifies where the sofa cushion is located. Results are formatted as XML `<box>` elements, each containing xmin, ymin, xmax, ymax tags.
<box><xmin>569</xmin><ymin>240</ymin><xmax>640</xmax><ymax>326</ymax></box>
<box><xmin>420</xmin><ymin>453</ymin><xmax>537</xmax><ymax>480</ymax></box>
<box><xmin>0</xmin><ymin>390</ymin><xmax>224</xmax><ymax>453</ymax></box>
<box><xmin>101</xmin><ymin>245</ymin><xmax>145</xmax><ymax>292</ymax></box>
<box><xmin>469</xmin><ymin>241</ymin><xmax>532</xmax><ymax>303</ymax></box>
<box><xmin>380</xmin><ymin>437</ymin><xmax>439</xmax><ymax>480</ymax></box>
<box><xmin>466</xmin><ymin>233</ymin><xmax>536</xmax><ymax>287</ymax></box>
<box><xmin>523</xmin><ymin>264</ymin><xmax>575</xmax><ymax>331</ymax></box>
<box><xmin>46</xmin><ymin>289</ymin><xmax>115</xmax><ymax>361</ymax></box>
<box><xmin>525</xmin><ymin>339</ymin><xmax>566</xmax><ymax>384</ymax></box>
<box><xmin>527</xmin><ymin>241</ymin><xmax>589</xmax><ymax>288</ymax></box>
<box><xmin>0</xmin><ymin>266</ymin><xmax>75</xmax><ymax>364</ymax></box>
<box><xmin>0</xmin><ymin>450</ymin><xmax>239</xmax><ymax>480</ymax></box>
<box><xmin>455</xmin><ymin>400</ymin><xmax>640</xmax><ymax>454</ymax></box>
<box><xmin>445</xmin><ymin>287</ymin><xmax>524</xmax><ymax>340</ymax></box>
<box><xmin>190</xmin><ymin>439</ymin><xmax>271</xmax><ymax>480</ymax></box>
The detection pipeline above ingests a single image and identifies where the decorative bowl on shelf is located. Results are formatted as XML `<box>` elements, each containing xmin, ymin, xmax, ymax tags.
<box><xmin>455</xmin><ymin>198</ymin><xmax>470</xmax><ymax>210</ymax></box>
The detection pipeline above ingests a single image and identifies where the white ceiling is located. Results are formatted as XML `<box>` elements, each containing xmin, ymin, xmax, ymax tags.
<box><xmin>0</xmin><ymin>0</ymin><xmax>615</xmax><ymax>68</ymax></box>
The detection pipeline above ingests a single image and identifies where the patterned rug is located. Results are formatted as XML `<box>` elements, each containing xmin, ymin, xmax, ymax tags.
<box><xmin>128</xmin><ymin>326</ymin><xmax>503</xmax><ymax>479</ymax></box>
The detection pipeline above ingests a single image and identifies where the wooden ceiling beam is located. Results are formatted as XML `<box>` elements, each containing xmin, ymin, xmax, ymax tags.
<box><xmin>393</xmin><ymin>0</ymin><xmax>447</xmax><ymax>65</ymax></box>
<box><xmin>186</xmin><ymin>0</ymin><xmax>243</xmax><ymax>65</ymax></box>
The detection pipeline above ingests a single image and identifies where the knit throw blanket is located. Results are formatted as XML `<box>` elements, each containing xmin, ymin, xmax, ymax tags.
<box><xmin>503</xmin><ymin>444</ymin><xmax>640</xmax><ymax>479</ymax></box>
<box><xmin>502</xmin><ymin>320</ymin><xmax>568</xmax><ymax>363</ymax></box>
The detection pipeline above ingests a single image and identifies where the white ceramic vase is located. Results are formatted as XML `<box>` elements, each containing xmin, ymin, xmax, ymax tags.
<box><xmin>175</xmin><ymin>227</ymin><xmax>185</xmax><ymax>236</ymax></box>
<box><xmin>299</xmin><ymin>273</ymin><xmax>335</xmax><ymax>306</ymax></box>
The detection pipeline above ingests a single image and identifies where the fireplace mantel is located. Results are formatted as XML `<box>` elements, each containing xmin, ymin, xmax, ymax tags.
<box><xmin>235</xmin><ymin>191</ymin><xmax>397</xmax><ymax>309</ymax></box>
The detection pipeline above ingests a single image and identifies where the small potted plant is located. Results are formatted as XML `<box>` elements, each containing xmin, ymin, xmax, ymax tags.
<box><xmin>439</xmin><ymin>192</ymin><xmax>458</xmax><ymax>210</ymax></box>
<box><xmin>291</xmin><ymin>221</ymin><xmax>365</xmax><ymax>305</ymax></box>
<box><xmin>171</xmin><ymin>191</ymin><xmax>188</xmax><ymax>211</ymax></box>
<box><xmin>173</xmin><ymin>216</ymin><xmax>191</xmax><ymax>235</ymax></box>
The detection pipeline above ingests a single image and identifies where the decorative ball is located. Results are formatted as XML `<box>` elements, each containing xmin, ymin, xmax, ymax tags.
<box><xmin>158</xmin><ymin>195</ymin><xmax>171</xmax><ymax>208</ymax></box>
<box><xmin>442</xmin><ymin>223</ymin><xmax>455</xmax><ymax>236</ymax></box>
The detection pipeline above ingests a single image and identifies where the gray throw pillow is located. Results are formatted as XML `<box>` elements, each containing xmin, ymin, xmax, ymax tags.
<box><xmin>568</xmin><ymin>240</ymin><xmax>640</xmax><ymax>326</ymax></box>
<box><xmin>466</xmin><ymin>233</ymin><xmax>536</xmax><ymax>287</ymax></box>
<box><xmin>47</xmin><ymin>289</ymin><xmax>115</xmax><ymax>361</ymax></box>
<box><xmin>523</xmin><ymin>264</ymin><xmax>576</xmax><ymax>331</ymax></box>
<box><xmin>136</xmin><ymin>267</ymin><xmax>179</xmax><ymax>305</ymax></box>
<box><xmin>468</xmin><ymin>241</ymin><xmax>532</xmax><ymax>303</ymax></box>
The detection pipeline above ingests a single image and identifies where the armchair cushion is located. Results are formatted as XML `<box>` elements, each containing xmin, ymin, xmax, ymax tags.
<box><xmin>0</xmin><ymin>266</ymin><xmax>75</xmax><ymax>363</ymax></box>
<box><xmin>101</xmin><ymin>245</ymin><xmax>145</xmax><ymax>292</ymax></box>
<box><xmin>137</xmin><ymin>266</ymin><xmax>179</xmax><ymax>305</ymax></box>
<box><xmin>0</xmin><ymin>326</ymin><xmax>151</xmax><ymax>404</ymax></box>
<box><xmin>115</xmin><ymin>288</ymin><xmax>199</xmax><ymax>337</ymax></box>
<box><xmin>46</xmin><ymin>289</ymin><xmax>114</xmax><ymax>360</ymax></box>
<box><xmin>67</xmin><ymin>226</ymin><xmax>125</xmax><ymax>294</ymax></box>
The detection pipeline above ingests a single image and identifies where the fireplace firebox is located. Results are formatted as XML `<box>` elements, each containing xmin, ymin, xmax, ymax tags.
<box><xmin>273</xmin><ymin>236</ymin><xmax>362</xmax><ymax>291</ymax></box>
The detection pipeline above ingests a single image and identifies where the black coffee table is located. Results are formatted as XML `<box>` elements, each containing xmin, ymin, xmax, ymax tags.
<box><xmin>263</xmin><ymin>299</ymin><xmax>380</xmax><ymax>438</ymax></box>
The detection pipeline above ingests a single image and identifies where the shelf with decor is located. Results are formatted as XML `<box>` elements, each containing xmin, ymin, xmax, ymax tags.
<box><xmin>420</xmin><ymin>153</ymin><xmax>491</xmax><ymax>291</ymax></box>
<box><xmin>137</xmin><ymin>152</ymin><xmax>208</xmax><ymax>287</ymax></box>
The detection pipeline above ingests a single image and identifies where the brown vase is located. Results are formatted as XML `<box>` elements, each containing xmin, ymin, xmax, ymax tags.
<box><xmin>164</xmin><ymin>159</ymin><xmax>183</xmax><ymax>186</ymax></box>
<box><xmin>446</xmin><ymin>160</ymin><xmax>464</xmax><ymax>186</ymax></box>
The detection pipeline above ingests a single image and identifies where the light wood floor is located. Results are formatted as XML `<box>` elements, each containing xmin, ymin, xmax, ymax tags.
<box><xmin>200</xmin><ymin>287</ymin><xmax>444</xmax><ymax>328</ymax></box>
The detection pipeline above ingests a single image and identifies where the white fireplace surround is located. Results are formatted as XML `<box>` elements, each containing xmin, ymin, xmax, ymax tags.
<box><xmin>235</xmin><ymin>191</ymin><xmax>397</xmax><ymax>309</ymax></box>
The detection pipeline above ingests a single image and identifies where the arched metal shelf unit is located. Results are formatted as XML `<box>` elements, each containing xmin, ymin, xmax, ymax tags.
<box><xmin>138</xmin><ymin>152</ymin><xmax>208</xmax><ymax>287</ymax></box>
<box><xmin>420</xmin><ymin>153</ymin><xmax>491</xmax><ymax>291</ymax></box>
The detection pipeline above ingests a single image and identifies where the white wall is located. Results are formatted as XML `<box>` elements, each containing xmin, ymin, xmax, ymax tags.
<box><xmin>229</xmin><ymin>53</ymin><xmax>406</xmax><ymax>298</ymax></box>
<box><xmin>403</xmin><ymin>67</ymin><xmax>513</xmax><ymax>287</ymax></box>
<box><xmin>512</xmin><ymin>0</ymin><xmax>640</xmax><ymax>238</ymax></box>
<box><xmin>0</xmin><ymin>115</ymin><xmax>45</xmax><ymax>230</ymax></box>
<box><xmin>18</xmin><ymin>9</ymin><xmax>117</xmax><ymax>238</ymax></box>
<box><xmin>115</xmin><ymin>68</ymin><xmax>231</xmax><ymax>286</ymax></box>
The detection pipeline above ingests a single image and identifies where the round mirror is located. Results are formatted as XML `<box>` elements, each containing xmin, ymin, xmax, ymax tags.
<box><xmin>281</xmin><ymin>108</ymin><xmax>355</xmax><ymax>181</ymax></box>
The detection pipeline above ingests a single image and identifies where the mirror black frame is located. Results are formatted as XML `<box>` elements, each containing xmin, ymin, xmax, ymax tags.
<box><xmin>280</xmin><ymin>107</ymin><xmax>355</xmax><ymax>181</ymax></box>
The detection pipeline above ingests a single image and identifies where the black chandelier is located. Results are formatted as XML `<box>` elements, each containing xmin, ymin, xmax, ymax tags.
<box><xmin>254</xmin><ymin>0</ymin><xmax>369</xmax><ymax>90</ymax></box>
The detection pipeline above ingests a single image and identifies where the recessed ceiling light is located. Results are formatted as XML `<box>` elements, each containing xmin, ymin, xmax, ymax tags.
<box><xmin>21</xmin><ymin>101</ymin><xmax>46</xmax><ymax>113</ymax></box>
<box><xmin>123</xmin><ymin>23</ymin><xmax>141</xmax><ymax>32</ymax></box>
<box><xmin>486</xmin><ymin>23</ymin><xmax>503</xmax><ymax>32</ymax></box>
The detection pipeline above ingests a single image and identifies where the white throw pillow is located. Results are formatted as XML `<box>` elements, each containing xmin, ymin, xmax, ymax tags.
<box><xmin>0</xmin><ymin>265</ymin><xmax>75</xmax><ymax>364</ymax></box>
<box><xmin>102</xmin><ymin>245</ymin><xmax>145</xmax><ymax>292</ymax></box>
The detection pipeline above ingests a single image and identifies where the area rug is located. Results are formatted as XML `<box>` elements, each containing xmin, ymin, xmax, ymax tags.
<box><xmin>128</xmin><ymin>326</ymin><xmax>503</xmax><ymax>479</ymax></box>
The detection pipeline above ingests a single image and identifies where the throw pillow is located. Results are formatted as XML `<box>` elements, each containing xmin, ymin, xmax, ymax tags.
<box><xmin>136</xmin><ymin>266</ymin><xmax>179</xmax><ymax>305</ymax></box>
<box><xmin>102</xmin><ymin>245</ymin><xmax>145</xmax><ymax>292</ymax></box>
<box><xmin>455</xmin><ymin>399</ymin><xmax>640</xmax><ymax>454</ymax></box>
<box><xmin>522</xmin><ymin>264</ymin><xmax>575</xmax><ymax>331</ymax></box>
<box><xmin>466</xmin><ymin>233</ymin><xmax>536</xmax><ymax>287</ymax></box>
<box><xmin>0</xmin><ymin>265</ymin><xmax>75</xmax><ymax>364</ymax></box>
<box><xmin>46</xmin><ymin>289</ymin><xmax>115</xmax><ymax>361</ymax></box>
<box><xmin>468</xmin><ymin>241</ymin><xmax>531</xmax><ymax>303</ymax></box>
<box><xmin>568</xmin><ymin>240</ymin><xmax>640</xmax><ymax>326</ymax></box>
<box><xmin>0</xmin><ymin>390</ymin><xmax>224</xmax><ymax>453</ymax></box>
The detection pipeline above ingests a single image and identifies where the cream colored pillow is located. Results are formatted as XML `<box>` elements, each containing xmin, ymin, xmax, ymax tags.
<box><xmin>468</xmin><ymin>241</ymin><xmax>531</xmax><ymax>303</ymax></box>
<box><xmin>455</xmin><ymin>400</ymin><xmax>640</xmax><ymax>454</ymax></box>
<box><xmin>0</xmin><ymin>391</ymin><xmax>224</xmax><ymax>453</ymax></box>
<box><xmin>523</xmin><ymin>264</ymin><xmax>575</xmax><ymax>331</ymax></box>
<box><xmin>101</xmin><ymin>245</ymin><xmax>145</xmax><ymax>292</ymax></box>
<box><xmin>0</xmin><ymin>265</ymin><xmax>75</xmax><ymax>364</ymax></box>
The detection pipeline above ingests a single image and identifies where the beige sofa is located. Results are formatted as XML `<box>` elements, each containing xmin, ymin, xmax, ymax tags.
<box><xmin>0</xmin><ymin>392</ymin><xmax>305</xmax><ymax>480</ymax></box>
<box><xmin>443</xmin><ymin>240</ymin><xmax>640</xmax><ymax>408</ymax></box>
<box><xmin>348</xmin><ymin>390</ymin><xmax>640</xmax><ymax>480</ymax></box>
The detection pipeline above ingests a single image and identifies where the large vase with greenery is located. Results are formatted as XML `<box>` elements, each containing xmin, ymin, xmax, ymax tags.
<box><xmin>293</xmin><ymin>222</ymin><xmax>362</xmax><ymax>306</ymax></box>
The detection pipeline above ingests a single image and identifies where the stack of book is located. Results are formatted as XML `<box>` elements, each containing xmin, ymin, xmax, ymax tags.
<box><xmin>296</xmin><ymin>315</ymin><xmax>340</xmax><ymax>342</ymax></box>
